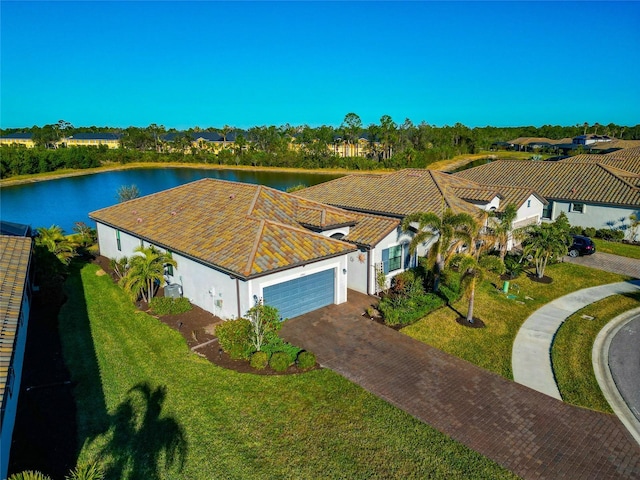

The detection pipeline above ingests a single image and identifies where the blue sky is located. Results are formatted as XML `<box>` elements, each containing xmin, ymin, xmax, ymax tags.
<box><xmin>1</xmin><ymin>1</ymin><xmax>639</xmax><ymax>129</ymax></box>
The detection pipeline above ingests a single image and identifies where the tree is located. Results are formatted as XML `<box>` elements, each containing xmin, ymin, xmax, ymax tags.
<box><xmin>121</xmin><ymin>246</ymin><xmax>176</xmax><ymax>303</ymax></box>
<box><xmin>401</xmin><ymin>209</ymin><xmax>476</xmax><ymax>291</ymax></box>
<box><xmin>629</xmin><ymin>213</ymin><xmax>639</xmax><ymax>242</ymax></box>
<box><xmin>488</xmin><ymin>203</ymin><xmax>521</xmax><ymax>260</ymax></box>
<box><xmin>341</xmin><ymin>113</ymin><xmax>362</xmax><ymax>157</ymax></box>
<box><xmin>245</xmin><ymin>300</ymin><xmax>281</xmax><ymax>352</ymax></box>
<box><xmin>117</xmin><ymin>184</ymin><xmax>140</xmax><ymax>202</ymax></box>
<box><xmin>218</xmin><ymin>125</ymin><xmax>233</xmax><ymax>149</ymax></box>
<box><xmin>35</xmin><ymin>225</ymin><xmax>78</xmax><ymax>265</ymax></box>
<box><xmin>522</xmin><ymin>213</ymin><xmax>571</xmax><ymax>279</ymax></box>
<box><xmin>450</xmin><ymin>253</ymin><xmax>505</xmax><ymax>324</ymax></box>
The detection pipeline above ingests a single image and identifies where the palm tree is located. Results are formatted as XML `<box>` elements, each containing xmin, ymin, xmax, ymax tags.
<box><xmin>450</xmin><ymin>253</ymin><xmax>505</xmax><ymax>324</ymax></box>
<box><xmin>36</xmin><ymin>225</ymin><xmax>78</xmax><ymax>265</ymax></box>
<box><xmin>121</xmin><ymin>246</ymin><xmax>176</xmax><ymax>303</ymax></box>
<box><xmin>488</xmin><ymin>203</ymin><xmax>521</xmax><ymax>261</ymax></box>
<box><xmin>401</xmin><ymin>209</ymin><xmax>476</xmax><ymax>291</ymax></box>
<box><xmin>522</xmin><ymin>215</ymin><xmax>571</xmax><ymax>279</ymax></box>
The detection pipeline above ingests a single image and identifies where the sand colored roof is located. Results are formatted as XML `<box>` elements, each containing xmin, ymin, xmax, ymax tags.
<box><xmin>559</xmin><ymin>151</ymin><xmax>640</xmax><ymax>175</ymax></box>
<box><xmin>507</xmin><ymin>137</ymin><xmax>573</xmax><ymax>146</ymax></box>
<box><xmin>0</xmin><ymin>235</ymin><xmax>32</xmax><ymax>412</ymax></box>
<box><xmin>588</xmin><ymin>139</ymin><xmax>640</xmax><ymax>151</ymax></box>
<box><xmin>455</xmin><ymin>160</ymin><xmax>640</xmax><ymax>207</ymax></box>
<box><xmin>90</xmin><ymin>179</ymin><xmax>401</xmax><ymax>278</ymax></box>
<box><xmin>297</xmin><ymin>169</ymin><xmax>492</xmax><ymax>218</ymax></box>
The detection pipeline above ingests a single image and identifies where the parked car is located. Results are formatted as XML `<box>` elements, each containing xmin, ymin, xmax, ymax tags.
<box><xmin>568</xmin><ymin>235</ymin><xmax>596</xmax><ymax>257</ymax></box>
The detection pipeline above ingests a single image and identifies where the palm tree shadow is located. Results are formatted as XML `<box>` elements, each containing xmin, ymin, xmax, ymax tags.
<box><xmin>100</xmin><ymin>382</ymin><xmax>188</xmax><ymax>479</ymax></box>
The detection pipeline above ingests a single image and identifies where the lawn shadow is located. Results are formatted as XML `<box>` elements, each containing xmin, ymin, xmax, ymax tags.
<box><xmin>13</xmin><ymin>261</ymin><xmax>187</xmax><ymax>479</ymax></box>
<box><xmin>99</xmin><ymin>382</ymin><xmax>187</xmax><ymax>480</ymax></box>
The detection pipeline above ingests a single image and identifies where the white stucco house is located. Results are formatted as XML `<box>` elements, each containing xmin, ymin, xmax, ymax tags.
<box><xmin>455</xmin><ymin>151</ymin><xmax>640</xmax><ymax>239</ymax></box>
<box><xmin>90</xmin><ymin>179</ymin><xmax>402</xmax><ymax>320</ymax></box>
<box><xmin>297</xmin><ymin>168</ymin><xmax>546</xmax><ymax>262</ymax></box>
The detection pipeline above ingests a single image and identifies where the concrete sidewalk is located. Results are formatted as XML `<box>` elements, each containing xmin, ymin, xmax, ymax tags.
<box><xmin>512</xmin><ymin>281</ymin><xmax>640</xmax><ymax>399</ymax></box>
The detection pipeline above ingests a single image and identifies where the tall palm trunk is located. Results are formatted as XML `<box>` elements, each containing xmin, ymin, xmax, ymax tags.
<box><xmin>466</xmin><ymin>277</ymin><xmax>476</xmax><ymax>324</ymax></box>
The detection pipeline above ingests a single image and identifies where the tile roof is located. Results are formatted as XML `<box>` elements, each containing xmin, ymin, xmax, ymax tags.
<box><xmin>455</xmin><ymin>160</ymin><xmax>640</xmax><ymax>208</ymax></box>
<box><xmin>507</xmin><ymin>137</ymin><xmax>573</xmax><ymax>146</ymax></box>
<box><xmin>0</xmin><ymin>235</ymin><xmax>32</xmax><ymax>412</ymax></box>
<box><xmin>69</xmin><ymin>132</ymin><xmax>121</xmax><ymax>141</ymax></box>
<box><xmin>90</xmin><ymin>179</ymin><xmax>392</xmax><ymax>279</ymax></box>
<box><xmin>296</xmin><ymin>169</ymin><xmax>522</xmax><ymax>218</ymax></box>
<box><xmin>0</xmin><ymin>132</ymin><xmax>33</xmax><ymax>140</ymax></box>
<box><xmin>558</xmin><ymin>153</ymin><xmax>640</xmax><ymax>175</ymax></box>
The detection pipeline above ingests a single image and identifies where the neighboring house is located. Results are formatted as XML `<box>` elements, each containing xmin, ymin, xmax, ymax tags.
<box><xmin>62</xmin><ymin>132</ymin><xmax>121</xmax><ymax>148</ymax></box>
<box><xmin>161</xmin><ymin>131</ymin><xmax>239</xmax><ymax>153</ymax></box>
<box><xmin>89</xmin><ymin>179</ymin><xmax>400</xmax><ymax>319</ymax></box>
<box><xmin>572</xmin><ymin>134</ymin><xmax>613</xmax><ymax>146</ymax></box>
<box><xmin>0</xmin><ymin>132</ymin><xmax>35</xmax><ymax>148</ymax></box>
<box><xmin>332</xmin><ymin>134</ymin><xmax>379</xmax><ymax>158</ymax></box>
<box><xmin>0</xmin><ymin>226</ymin><xmax>34</xmax><ymax>480</ymax></box>
<box><xmin>297</xmin><ymin>169</ymin><xmax>545</xmax><ymax>275</ymax></box>
<box><xmin>455</xmin><ymin>156</ymin><xmax>640</xmax><ymax>238</ymax></box>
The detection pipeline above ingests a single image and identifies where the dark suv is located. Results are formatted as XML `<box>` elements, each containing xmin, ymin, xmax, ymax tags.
<box><xmin>568</xmin><ymin>235</ymin><xmax>596</xmax><ymax>257</ymax></box>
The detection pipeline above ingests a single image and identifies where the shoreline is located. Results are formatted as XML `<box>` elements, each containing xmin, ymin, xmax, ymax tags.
<box><xmin>0</xmin><ymin>152</ymin><xmax>504</xmax><ymax>187</ymax></box>
<box><xmin>0</xmin><ymin>162</ymin><xmax>391</xmax><ymax>187</ymax></box>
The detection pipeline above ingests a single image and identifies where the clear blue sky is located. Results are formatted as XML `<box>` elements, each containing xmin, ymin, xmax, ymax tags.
<box><xmin>1</xmin><ymin>1</ymin><xmax>639</xmax><ymax>130</ymax></box>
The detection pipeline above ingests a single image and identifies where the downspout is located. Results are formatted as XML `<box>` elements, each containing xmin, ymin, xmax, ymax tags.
<box><xmin>236</xmin><ymin>278</ymin><xmax>242</xmax><ymax>319</ymax></box>
<box><xmin>367</xmin><ymin>248</ymin><xmax>372</xmax><ymax>295</ymax></box>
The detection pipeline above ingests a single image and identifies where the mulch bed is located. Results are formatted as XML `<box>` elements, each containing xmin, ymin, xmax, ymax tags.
<box><xmin>93</xmin><ymin>256</ymin><xmax>318</xmax><ymax>375</ymax></box>
<box><xmin>456</xmin><ymin>316</ymin><xmax>486</xmax><ymax>328</ymax></box>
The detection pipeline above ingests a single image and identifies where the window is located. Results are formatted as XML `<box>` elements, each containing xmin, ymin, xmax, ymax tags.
<box><xmin>542</xmin><ymin>202</ymin><xmax>553</xmax><ymax>219</ymax></box>
<box><xmin>116</xmin><ymin>230</ymin><xmax>121</xmax><ymax>251</ymax></box>
<box><xmin>527</xmin><ymin>200</ymin><xmax>531</xmax><ymax>208</ymax></box>
<box><xmin>382</xmin><ymin>245</ymin><xmax>402</xmax><ymax>274</ymax></box>
<box><xmin>165</xmin><ymin>250</ymin><xmax>174</xmax><ymax>276</ymax></box>
<box><xmin>571</xmin><ymin>203</ymin><xmax>585</xmax><ymax>213</ymax></box>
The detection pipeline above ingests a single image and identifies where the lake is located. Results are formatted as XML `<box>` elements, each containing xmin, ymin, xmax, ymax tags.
<box><xmin>0</xmin><ymin>168</ymin><xmax>343</xmax><ymax>233</ymax></box>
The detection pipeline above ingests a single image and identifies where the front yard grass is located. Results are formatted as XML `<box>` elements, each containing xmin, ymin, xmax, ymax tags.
<box><xmin>593</xmin><ymin>238</ymin><xmax>640</xmax><ymax>259</ymax></box>
<box><xmin>60</xmin><ymin>263</ymin><xmax>516</xmax><ymax>479</ymax></box>
<box><xmin>551</xmin><ymin>293</ymin><xmax>640</xmax><ymax>413</ymax></box>
<box><xmin>401</xmin><ymin>263</ymin><xmax>628</xmax><ymax>379</ymax></box>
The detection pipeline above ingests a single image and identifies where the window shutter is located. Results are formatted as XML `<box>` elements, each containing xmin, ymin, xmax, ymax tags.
<box><xmin>381</xmin><ymin>248</ymin><xmax>390</xmax><ymax>274</ymax></box>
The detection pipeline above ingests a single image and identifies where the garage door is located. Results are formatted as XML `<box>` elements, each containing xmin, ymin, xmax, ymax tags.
<box><xmin>263</xmin><ymin>269</ymin><xmax>335</xmax><ymax>320</ymax></box>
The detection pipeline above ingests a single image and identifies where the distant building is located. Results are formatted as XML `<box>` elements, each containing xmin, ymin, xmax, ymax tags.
<box><xmin>0</xmin><ymin>132</ymin><xmax>35</xmax><ymax>148</ymax></box>
<box><xmin>62</xmin><ymin>132</ymin><xmax>121</xmax><ymax>149</ymax></box>
<box><xmin>572</xmin><ymin>134</ymin><xmax>613</xmax><ymax>146</ymax></box>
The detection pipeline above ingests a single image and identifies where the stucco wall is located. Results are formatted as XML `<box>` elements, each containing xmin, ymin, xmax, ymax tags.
<box><xmin>551</xmin><ymin>201</ymin><xmax>638</xmax><ymax>239</ymax></box>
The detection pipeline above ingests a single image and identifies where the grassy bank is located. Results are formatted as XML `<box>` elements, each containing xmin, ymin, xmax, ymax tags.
<box><xmin>402</xmin><ymin>263</ymin><xmax>628</xmax><ymax>379</ymax></box>
<box><xmin>594</xmin><ymin>239</ymin><xmax>640</xmax><ymax>259</ymax></box>
<box><xmin>551</xmin><ymin>293</ymin><xmax>640</xmax><ymax>413</ymax></box>
<box><xmin>59</xmin><ymin>263</ymin><xmax>515</xmax><ymax>479</ymax></box>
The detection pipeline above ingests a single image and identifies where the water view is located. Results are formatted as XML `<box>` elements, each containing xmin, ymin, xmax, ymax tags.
<box><xmin>0</xmin><ymin>168</ymin><xmax>342</xmax><ymax>232</ymax></box>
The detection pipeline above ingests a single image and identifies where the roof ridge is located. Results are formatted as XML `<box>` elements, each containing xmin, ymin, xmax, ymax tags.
<box><xmin>599</xmin><ymin>164</ymin><xmax>640</xmax><ymax>190</ymax></box>
<box><xmin>247</xmin><ymin>185</ymin><xmax>263</xmax><ymax>216</ymax></box>
<box><xmin>244</xmin><ymin>219</ymin><xmax>266</xmax><ymax>276</ymax></box>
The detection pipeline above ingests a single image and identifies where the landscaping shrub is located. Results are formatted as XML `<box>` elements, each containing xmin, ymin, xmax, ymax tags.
<box><xmin>296</xmin><ymin>351</ymin><xmax>316</xmax><ymax>370</ymax></box>
<box><xmin>250</xmin><ymin>351</ymin><xmax>269</xmax><ymax>370</ymax></box>
<box><xmin>261</xmin><ymin>333</ymin><xmax>302</xmax><ymax>363</ymax></box>
<box><xmin>215</xmin><ymin>318</ymin><xmax>254</xmax><ymax>360</ymax></box>
<box><xmin>149</xmin><ymin>296</ymin><xmax>192</xmax><ymax>316</ymax></box>
<box><xmin>504</xmin><ymin>253</ymin><xmax>525</xmax><ymax>279</ymax></box>
<box><xmin>584</xmin><ymin>227</ymin><xmax>597</xmax><ymax>238</ymax></box>
<box><xmin>269</xmin><ymin>351</ymin><xmax>291</xmax><ymax>372</ymax></box>
<box><xmin>438</xmin><ymin>270</ymin><xmax>462</xmax><ymax>304</ymax></box>
<box><xmin>596</xmin><ymin>228</ymin><xmax>624</xmax><ymax>241</ymax></box>
<box><xmin>379</xmin><ymin>293</ymin><xmax>445</xmax><ymax>326</ymax></box>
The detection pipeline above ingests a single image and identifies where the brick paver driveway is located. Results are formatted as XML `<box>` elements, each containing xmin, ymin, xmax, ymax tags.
<box><xmin>563</xmin><ymin>252</ymin><xmax>640</xmax><ymax>278</ymax></box>
<box><xmin>281</xmin><ymin>291</ymin><xmax>640</xmax><ymax>479</ymax></box>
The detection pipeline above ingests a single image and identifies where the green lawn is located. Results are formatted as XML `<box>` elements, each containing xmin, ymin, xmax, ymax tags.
<box><xmin>551</xmin><ymin>293</ymin><xmax>640</xmax><ymax>413</ymax></box>
<box><xmin>594</xmin><ymin>238</ymin><xmax>640</xmax><ymax>259</ymax></box>
<box><xmin>402</xmin><ymin>263</ymin><xmax>628</xmax><ymax>379</ymax></box>
<box><xmin>59</xmin><ymin>263</ymin><xmax>516</xmax><ymax>479</ymax></box>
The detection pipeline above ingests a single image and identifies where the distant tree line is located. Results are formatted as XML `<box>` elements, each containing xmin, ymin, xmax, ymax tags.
<box><xmin>2</xmin><ymin>115</ymin><xmax>639</xmax><ymax>179</ymax></box>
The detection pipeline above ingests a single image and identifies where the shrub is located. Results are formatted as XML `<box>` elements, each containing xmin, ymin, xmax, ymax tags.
<box><xmin>584</xmin><ymin>227</ymin><xmax>597</xmax><ymax>238</ymax></box>
<box><xmin>596</xmin><ymin>229</ymin><xmax>624</xmax><ymax>241</ymax></box>
<box><xmin>215</xmin><ymin>318</ymin><xmax>253</xmax><ymax>360</ymax></box>
<box><xmin>250</xmin><ymin>351</ymin><xmax>269</xmax><ymax>370</ymax></box>
<box><xmin>261</xmin><ymin>333</ymin><xmax>302</xmax><ymax>363</ymax></box>
<box><xmin>569</xmin><ymin>226</ymin><xmax>584</xmax><ymax>236</ymax></box>
<box><xmin>438</xmin><ymin>269</ymin><xmax>462</xmax><ymax>304</ymax></box>
<box><xmin>269</xmin><ymin>351</ymin><xmax>291</xmax><ymax>372</ymax></box>
<box><xmin>504</xmin><ymin>253</ymin><xmax>525</xmax><ymax>279</ymax></box>
<box><xmin>379</xmin><ymin>293</ymin><xmax>445</xmax><ymax>326</ymax></box>
<box><xmin>296</xmin><ymin>351</ymin><xmax>316</xmax><ymax>370</ymax></box>
<box><xmin>149</xmin><ymin>296</ymin><xmax>192</xmax><ymax>316</ymax></box>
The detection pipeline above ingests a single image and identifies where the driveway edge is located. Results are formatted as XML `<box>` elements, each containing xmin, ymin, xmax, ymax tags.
<box><xmin>593</xmin><ymin>306</ymin><xmax>640</xmax><ymax>446</ymax></box>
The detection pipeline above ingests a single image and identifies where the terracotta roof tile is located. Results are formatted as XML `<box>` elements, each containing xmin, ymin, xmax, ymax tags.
<box><xmin>0</xmin><ymin>236</ymin><xmax>32</xmax><ymax>410</ymax></box>
<box><xmin>90</xmin><ymin>179</ymin><xmax>363</xmax><ymax>279</ymax></box>
<box><xmin>455</xmin><ymin>160</ymin><xmax>640</xmax><ymax>207</ymax></box>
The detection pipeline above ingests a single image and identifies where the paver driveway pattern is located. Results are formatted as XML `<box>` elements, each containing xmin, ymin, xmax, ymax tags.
<box><xmin>563</xmin><ymin>252</ymin><xmax>640</xmax><ymax>279</ymax></box>
<box><xmin>280</xmin><ymin>291</ymin><xmax>640</xmax><ymax>480</ymax></box>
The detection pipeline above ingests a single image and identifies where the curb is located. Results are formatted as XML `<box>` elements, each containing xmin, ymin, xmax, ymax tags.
<box><xmin>593</xmin><ymin>306</ymin><xmax>640</xmax><ymax>445</ymax></box>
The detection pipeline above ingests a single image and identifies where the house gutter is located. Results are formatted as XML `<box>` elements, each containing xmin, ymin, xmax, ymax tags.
<box><xmin>236</xmin><ymin>278</ymin><xmax>241</xmax><ymax>319</ymax></box>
